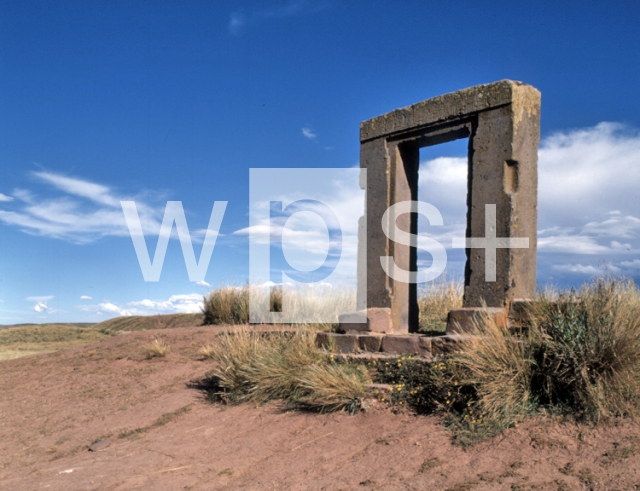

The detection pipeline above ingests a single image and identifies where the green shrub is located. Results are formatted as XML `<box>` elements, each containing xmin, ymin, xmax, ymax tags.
<box><xmin>528</xmin><ymin>277</ymin><xmax>640</xmax><ymax>422</ymax></box>
<box><xmin>372</xmin><ymin>277</ymin><xmax>640</xmax><ymax>444</ymax></box>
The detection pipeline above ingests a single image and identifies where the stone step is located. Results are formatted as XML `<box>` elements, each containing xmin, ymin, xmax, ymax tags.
<box><xmin>316</xmin><ymin>332</ymin><xmax>478</xmax><ymax>358</ymax></box>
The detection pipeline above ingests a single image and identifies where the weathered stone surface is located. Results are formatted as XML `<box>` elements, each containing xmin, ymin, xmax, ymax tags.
<box><xmin>418</xmin><ymin>336</ymin><xmax>432</xmax><ymax>354</ymax></box>
<box><xmin>358</xmin><ymin>79</ymin><xmax>540</xmax><ymax>334</ymax></box>
<box><xmin>316</xmin><ymin>332</ymin><xmax>359</xmax><ymax>354</ymax></box>
<box><xmin>367</xmin><ymin>308</ymin><xmax>393</xmax><ymax>333</ymax></box>
<box><xmin>446</xmin><ymin>307</ymin><xmax>508</xmax><ymax>334</ymax></box>
<box><xmin>338</xmin><ymin>310</ymin><xmax>367</xmax><ymax>332</ymax></box>
<box><xmin>431</xmin><ymin>334</ymin><xmax>478</xmax><ymax>355</ymax></box>
<box><xmin>338</xmin><ymin>308</ymin><xmax>393</xmax><ymax>333</ymax></box>
<box><xmin>381</xmin><ymin>335</ymin><xmax>432</xmax><ymax>357</ymax></box>
<box><xmin>361</xmin><ymin>80</ymin><xmax>518</xmax><ymax>142</ymax></box>
<box><xmin>359</xmin><ymin>334</ymin><xmax>383</xmax><ymax>352</ymax></box>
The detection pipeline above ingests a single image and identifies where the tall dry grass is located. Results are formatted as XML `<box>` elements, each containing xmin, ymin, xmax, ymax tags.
<box><xmin>202</xmin><ymin>279</ymin><xmax>464</xmax><ymax>332</ymax></box>
<box><xmin>445</xmin><ymin>276</ymin><xmax>640</xmax><ymax>441</ymax></box>
<box><xmin>201</xmin><ymin>284</ymin><xmax>355</xmax><ymax>330</ymax></box>
<box><xmin>199</xmin><ymin>327</ymin><xmax>370</xmax><ymax>413</ymax></box>
<box><xmin>527</xmin><ymin>277</ymin><xmax>640</xmax><ymax>422</ymax></box>
<box><xmin>418</xmin><ymin>277</ymin><xmax>463</xmax><ymax>333</ymax></box>
<box><xmin>202</xmin><ymin>286</ymin><xmax>251</xmax><ymax>325</ymax></box>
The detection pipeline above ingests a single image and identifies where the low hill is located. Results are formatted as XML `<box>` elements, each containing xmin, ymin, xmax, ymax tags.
<box><xmin>93</xmin><ymin>312</ymin><xmax>204</xmax><ymax>333</ymax></box>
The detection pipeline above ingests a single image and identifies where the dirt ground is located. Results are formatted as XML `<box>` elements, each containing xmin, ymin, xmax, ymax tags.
<box><xmin>2</xmin><ymin>327</ymin><xmax>640</xmax><ymax>491</ymax></box>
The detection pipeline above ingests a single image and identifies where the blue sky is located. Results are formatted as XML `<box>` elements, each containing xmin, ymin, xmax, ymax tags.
<box><xmin>1</xmin><ymin>0</ymin><xmax>640</xmax><ymax>323</ymax></box>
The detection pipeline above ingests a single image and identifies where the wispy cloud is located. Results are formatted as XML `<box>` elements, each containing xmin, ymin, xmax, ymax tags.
<box><xmin>0</xmin><ymin>170</ymin><xmax>163</xmax><ymax>244</ymax></box>
<box><xmin>0</xmin><ymin>193</ymin><xmax>13</xmax><ymax>202</ymax></box>
<box><xmin>228</xmin><ymin>11</ymin><xmax>246</xmax><ymax>35</ymax></box>
<box><xmin>80</xmin><ymin>295</ymin><xmax>92</xmax><ymax>300</ymax></box>
<box><xmin>228</xmin><ymin>1</ymin><xmax>321</xmax><ymax>35</ymax></box>
<box><xmin>195</xmin><ymin>280</ymin><xmax>211</xmax><ymax>288</ymax></box>
<box><xmin>538</xmin><ymin>122</ymin><xmax>640</xmax><ymax>229</ymax></box>
<box><xmin>552</xmin><ymin>263</ymin><xmax>619</xmax><ymax>275</ymax></box>
<box><xmin>302</xmin><ymin>127</ymin><xmax>317</xmax><ymax>140</ymax></box>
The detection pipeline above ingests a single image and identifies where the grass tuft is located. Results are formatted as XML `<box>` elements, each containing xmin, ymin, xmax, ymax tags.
<box><xmin>202</xmin><ymin>285</ymin><xmax>251</xmax><ymax>325</ymax></box>
<box><xmin>527</xmin><ymin>277</ymin><xmax>640</xmax><ymax>422</ymax></box>
<box><xmin>418</xmin><ymin>277</ymin><xmax>463</xmax><ymax>334</ymax></box>
<box><xmin>198</xmin><ymin>327</ymin><xmax>369</xmax><ymax>412</ymax></box>
<box><xmin>146</xmin><ymin>338</ymin><xmax>170</xmax><ymax>358</ymax></box>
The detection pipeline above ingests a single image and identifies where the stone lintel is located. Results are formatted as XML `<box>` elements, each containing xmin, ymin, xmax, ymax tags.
<box><xmin>360</xmin><ymin>80</ymin><xmax>538</xmax><ymax>142</ymax></box>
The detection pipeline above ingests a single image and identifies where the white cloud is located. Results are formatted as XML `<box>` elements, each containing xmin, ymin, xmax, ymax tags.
<box><xmin>621</xmin><ymin>259</ymin><xmax>640</xmax><ymax>269</ymax></box>
<box><xmin>538</xmin><ymin>234</ymin><xmax>617</xmax><ymax>254</ymax></box>
<box><xmin>0</xmin><ymin>170</ymin><xmax>164</xmax><ymax>244</ymax></box>
<box><xmin>302</xmin><ymin>127</ymin><xmax>317</xmax><ymax>140</ymax></box>
<box><xmin>97</xmin><ymin>302</ymin><xmax>132</xmax><ymax>316</ymax></box>
<box><xmin>538</xmin><ymin>122</ymin><xmax>640</xmax><ymax>229</ymax></box>
<box><xmin>33</xmin><ymin>301</ymin><xmax>49</xmax><ymax>313</ymax></box>
<box><xmin>195</xmin><ymin>281</ymin><xmax>211</xmax><ymax>288</ymax></box>
<box><xmin>128</xmin><ymin>294</ymin><xmax>203</xmax><ymax>314</ymax></box>
<box><xmin>12</xmin><ymin>189</ymin><xmax>34</xmax><ymax>203</ymax></box>
<box><xmin>79</xmin><ymin>293</ymin><xmax>204</xmax><ymax>317</ymax></box>
<box><xmin>0</xmin><ymin>193</ymin><xmax>13</xmax><ymax>202</ymax></box>
<box><xmin>80</xmin><ymin>295</ymin><xmax>92</xmax><ymax>300</ymax></box>
<box><xmin>33</xmin><ymin>171</ymin><xmax>120</xmax><ymax>207</ymax></box>
<box><xmin>26</xmin><ymin>295</ymin><xmax>55</xmax><ymax>314</ymax></box>
<box><xmin>552</xmin><ymin>263</ymin><xmax>619</xmax><ymax>275</ymax></box>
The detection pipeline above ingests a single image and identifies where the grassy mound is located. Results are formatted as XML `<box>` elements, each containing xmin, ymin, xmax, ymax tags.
<box><xmin>94</xmin><ymin>313</ymin><xmax>203</xmax><ymax>334</ymax></box>
<box><xmin>0</xmin><ymin>324</ymin><xmax>109</xmax><ymax>360</ymax></box>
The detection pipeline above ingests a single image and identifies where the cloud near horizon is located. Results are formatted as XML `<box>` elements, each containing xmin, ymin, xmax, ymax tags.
<box><xmin>26</xmin><ymin>295</ymin><xmax>54</xmax><ymax>313</ymax></box>
<box><xmin>78</xmin><ymin>293</ymin><xmax>204</xmax><ymax>317</ymax></box>
<box><xmin>417</xmin><ymin>122</ymin><xmax>640</xmax><ymax>279</ymax></box>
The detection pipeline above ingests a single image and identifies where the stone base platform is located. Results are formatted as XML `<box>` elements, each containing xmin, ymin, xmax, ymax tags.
<box><xmin>323</xmin><ymin>300</ymin><xmax>536</xmax><ymax>359</ymax></box>
<box><xmin>316</xmin><ymin>332</ymin><xmax>477</xmax><ymax>361</ymax></box>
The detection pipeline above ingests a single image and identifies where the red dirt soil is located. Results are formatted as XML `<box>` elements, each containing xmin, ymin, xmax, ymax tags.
<box><xmin>1</xmin><ymin>326</ymin><xmax>640</xmax><ymax>491</ymax></box>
